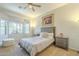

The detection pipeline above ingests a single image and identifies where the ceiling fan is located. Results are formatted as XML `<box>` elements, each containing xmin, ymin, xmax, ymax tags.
<box><xmin>18</xmin><ymin>3</ymin><xmax>41</xmax><ymax>12</ymax></box>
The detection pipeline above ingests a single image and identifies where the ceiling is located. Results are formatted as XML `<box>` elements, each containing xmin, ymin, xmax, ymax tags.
<box><xmin>0</xmin><ymin>3</ymin><xmax>67</xmax><ymax>18</ymax></box>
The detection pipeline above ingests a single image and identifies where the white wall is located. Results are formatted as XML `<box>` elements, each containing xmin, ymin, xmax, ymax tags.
<box><xmin>35</xmin><ymin>4</ymin><xmax>79</xmax><ymax>51</ymax></box>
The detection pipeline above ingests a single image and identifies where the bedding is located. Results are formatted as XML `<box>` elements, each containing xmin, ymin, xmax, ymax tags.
<box><xmin>19</xmin><ymin>35</ymin><xmax>54</xmax><ymax>56</ymax></box>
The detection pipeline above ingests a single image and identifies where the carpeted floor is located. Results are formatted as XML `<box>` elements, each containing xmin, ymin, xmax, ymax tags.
<box><xmin>0</xmin><ymin>44</ymin><xmax>79</xmax><ymax>56</ymax></box>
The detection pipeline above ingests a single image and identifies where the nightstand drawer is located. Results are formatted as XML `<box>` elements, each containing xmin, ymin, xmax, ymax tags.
<box><xmin>56</xmin><ymin>37</ymin><xmax>68</xmax><ymax>42</ymax></box>
<box><xmin>56</xmin><ymin>40</ymin><xmax>67</xmax><ymax>45</ymax></box>
<box><xmin>56</xmin><ymin>39</ymin><xmax>67</xmax><ymax>43</ymax></box>
<box><xmin>56</xmin><ymin>42</ymin><xmax>68</xmax><ymax>49</ymax></box>
<box><xmin>55</xmin><ymin>37</ymin><xmax>68</xmax><ymax>50</ymax></box>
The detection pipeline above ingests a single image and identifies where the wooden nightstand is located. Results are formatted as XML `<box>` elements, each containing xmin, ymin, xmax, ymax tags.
<box><xmin>55</xmin><ymin>37</ymin><xmax>68</xmax><ymax>50</ymax></box>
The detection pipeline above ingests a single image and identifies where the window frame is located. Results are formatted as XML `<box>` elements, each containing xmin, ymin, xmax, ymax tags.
<box><xmin>23</xmin><ymin>22</ymin><xmax>30</xmax><ymax>34</ymax></box>
<box><xmin>0</xmin><ymin>19</ymin><xmax>30</xmax><ymax>36</ymax></box>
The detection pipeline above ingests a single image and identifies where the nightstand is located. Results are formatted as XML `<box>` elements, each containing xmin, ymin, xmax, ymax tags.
<box><xmin>55</xmin><ymin>37</ymin><xmax>68</xmax><ymax>50</ymax></box>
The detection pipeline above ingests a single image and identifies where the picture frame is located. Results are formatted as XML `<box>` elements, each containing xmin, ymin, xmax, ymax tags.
<box><xmin>42</xmin><ymin>14</ymin><xmax>54</xmax><ymax>27</ymax></box>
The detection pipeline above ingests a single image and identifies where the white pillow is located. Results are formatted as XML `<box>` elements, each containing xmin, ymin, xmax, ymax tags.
<box><xmin>47</xmin><ymin>33</ymin><xmax>53</xmax><ymax>39</ymax></box>
<box><xmin>47</xmin><ymin>33</ymin><xmax>53</xmax><ymax>36</ymax></box>
<box><xmin>40</xmin><ymin>32</ymin><xmax>48</xmax><ymax>38</ymax></box>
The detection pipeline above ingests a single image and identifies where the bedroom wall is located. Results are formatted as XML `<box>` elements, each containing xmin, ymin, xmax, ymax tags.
<box><xmin>35</xmin><ymin>4</ymin><xmax>79</xmax><ymax>51</ymax></box>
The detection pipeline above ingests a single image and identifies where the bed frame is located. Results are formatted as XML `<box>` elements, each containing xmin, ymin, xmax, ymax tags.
<box><xmin>41</xmin><ymin>27</ymin><xmax>56</xmax><ymax>44</ymax></box>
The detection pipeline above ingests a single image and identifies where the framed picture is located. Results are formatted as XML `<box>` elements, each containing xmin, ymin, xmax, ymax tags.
<box><xmin>42</xmin><ymin>14</ymin><xmax>54</xmax><ymax>26</ymax></box>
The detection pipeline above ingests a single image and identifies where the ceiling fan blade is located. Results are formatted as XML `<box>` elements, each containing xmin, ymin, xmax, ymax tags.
<box><xmin>28</xmin><ymin>3</ymin><xmax>41</xmax><ymax>7</ymax></box>
<box><xmin>32</xmin><ymin>7</ymin><xmax>35</xmax><ymax>12</ymax></box>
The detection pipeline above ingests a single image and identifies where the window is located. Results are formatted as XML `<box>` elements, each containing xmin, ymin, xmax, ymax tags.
<box><xmin>8</xmin><ymin>22</ymin><xmax>14</xmax><ymax>34</ymax></box>
<box><xmin>5</xmin><ymin>21</ymin><xmax>9</xmax><ymax>35</ymax></box>
<box><xmin>12</xmin><ymin>22</ymin><xmax>17</xmax><ymax>33</ymax></box>
<box><xmin>8</xmin><ymin>22</ymin><xmax>18</xmax><ymax>34</ymax></box>
<box><xmin>0</xmin><ymin>20</ymin><xmax>6</xmax><ymax>35</ymax></box>
<box><xmin>19</xmin><ymin>24</ymin><xmax>23</xmax><ymax>33</ymax></box>
<box><xmin>0</xmin><ymin>19</ymin><xmax>30</xmax><ymax>36</ymax></box>
<box><xmin>16</xmin><ymin>23</ymin><xmax>23</xmax><ymax>33</ymax></box>
<box><xmin>23</xmin><ymin>23</ymin><xmax>29</xmax><ymax>33</ymax></box>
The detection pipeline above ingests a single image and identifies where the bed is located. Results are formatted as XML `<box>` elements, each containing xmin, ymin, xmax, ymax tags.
<box><xmin>19</xmin><ymin>32</ymin><xmax>54</xmax><ymax>56</ymax></box>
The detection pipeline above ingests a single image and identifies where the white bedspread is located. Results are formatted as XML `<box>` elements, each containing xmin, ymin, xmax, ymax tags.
<box><xmin>19</xmin><ymin>36</ymin><xmax>54</xmax><ymax>56</ymax></box>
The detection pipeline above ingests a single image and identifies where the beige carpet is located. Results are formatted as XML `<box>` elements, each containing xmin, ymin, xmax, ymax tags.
<box><xmin>0</xmin><ymin>44</ymin><xmax>79</xmax><ymax>56</ymax></box>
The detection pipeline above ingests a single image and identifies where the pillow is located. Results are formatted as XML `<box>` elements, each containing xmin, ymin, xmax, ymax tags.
<box><xmin>46</xmin><ymin>33</ymin><xmax>53</xmax><ymax>39</ymax></box>
<box><xmin>47</xmin><ymin>33</ymin><xmax>53</xmax><ymax>36</ymax></box>
<box><xmin>40</xmin><ymin>32</ymin><xmax>48</xmax><ymax>38</ymax></box>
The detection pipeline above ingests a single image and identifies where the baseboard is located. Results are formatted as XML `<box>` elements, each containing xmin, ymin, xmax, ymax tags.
<box><xmin>69</xmin><ymin>48</ymin><xmax>79</xmax><ymax>53</ymax></box>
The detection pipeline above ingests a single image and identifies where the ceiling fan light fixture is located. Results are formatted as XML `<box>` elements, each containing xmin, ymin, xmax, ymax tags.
<box><xmin>18</xmin><ymin>3</ymin><xmax>41</xmax><ymax>12</ymax></box>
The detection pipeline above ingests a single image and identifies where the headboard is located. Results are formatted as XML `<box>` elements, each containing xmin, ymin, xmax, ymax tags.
<box><xmin>41</xmin><ymin>27</ymin><xmax>54</xmax><ymax>33</ymax></box>
<box><xmin>41</xmin><ymin>27</ymin><xmax>56</xmax><ymax>39</ymax></box>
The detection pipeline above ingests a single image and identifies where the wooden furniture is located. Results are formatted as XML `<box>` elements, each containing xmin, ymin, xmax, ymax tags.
<box><xmin>53</xmin><ymin>27</ymin><xmax>56</xmax><ymax>45</ymax></box>
<box><xmin>55</xmin><ymin>37</ymin><xmax>68</xmax><ymax>50</ymax></box>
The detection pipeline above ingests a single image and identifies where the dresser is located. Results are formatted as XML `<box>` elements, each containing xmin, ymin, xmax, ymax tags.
<box><xmin>55</xmin><ymin>37</ymin><xmax>68</xmax><ymax>50</ymax></box>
